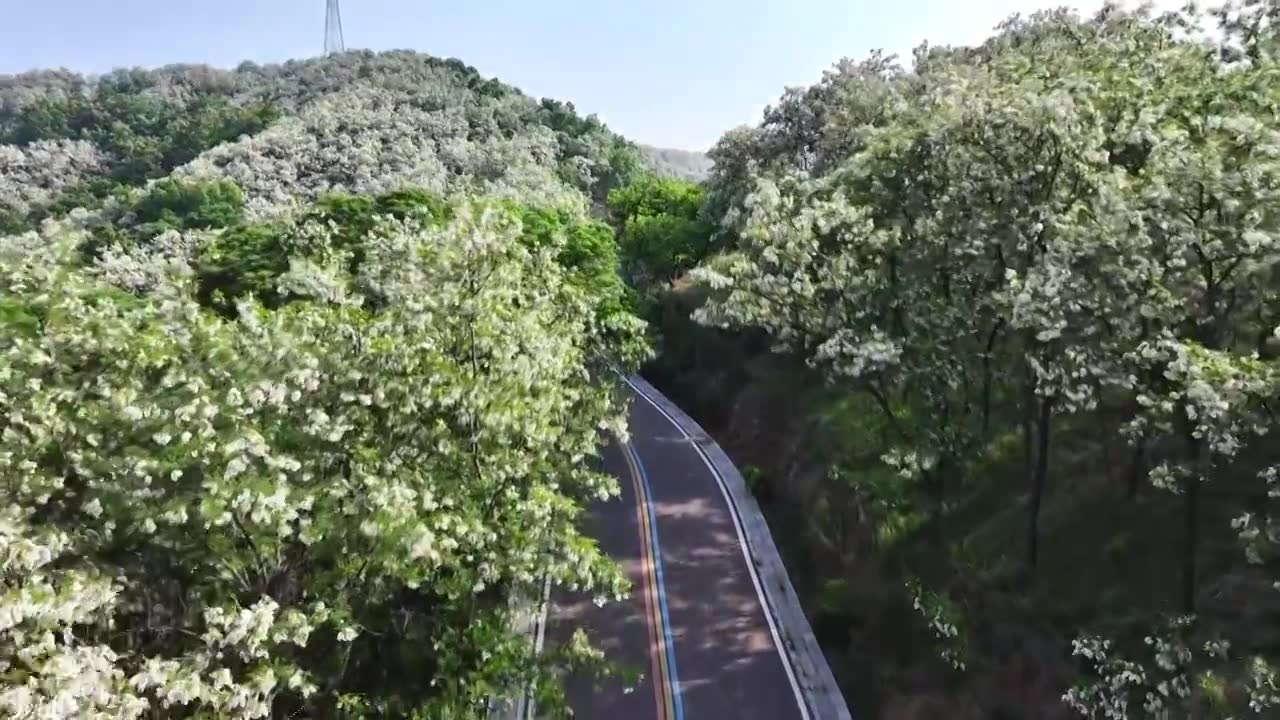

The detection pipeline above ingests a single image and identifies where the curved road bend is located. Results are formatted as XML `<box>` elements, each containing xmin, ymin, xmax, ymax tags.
<box><xmin>547</xmin><ymin>380</ymin><xmax>809</xmax><ymax>719</ymax></box>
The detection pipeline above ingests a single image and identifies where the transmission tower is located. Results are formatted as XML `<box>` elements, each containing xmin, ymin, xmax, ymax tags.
<box><xmin>324</xmin><ymin>0</ymin><xmax>345</xmax><ymax>55</ymax></box>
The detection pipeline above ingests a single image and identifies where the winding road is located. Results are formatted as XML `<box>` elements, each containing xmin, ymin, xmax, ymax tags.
<box><xmin>543</xmin><ymin>377</ymin><xmax>850</xmax><ymax>720</ymax></box>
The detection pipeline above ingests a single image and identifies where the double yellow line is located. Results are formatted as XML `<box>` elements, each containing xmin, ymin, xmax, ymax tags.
<box><xmin>621</xmin><ymin>440</ymin><xmax>681</xmax><ymax>720</ymax></box>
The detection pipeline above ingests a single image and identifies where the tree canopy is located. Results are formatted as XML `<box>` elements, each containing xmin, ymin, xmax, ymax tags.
<box><xmin>689</xmin><ymin>1</ymin><xmax>1280</xmax><ymax>716</ymax></box>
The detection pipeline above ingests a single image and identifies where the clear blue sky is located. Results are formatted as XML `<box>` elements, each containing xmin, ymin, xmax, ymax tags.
<box><xmin>0</xmin><ymin>0</ymin><xmax>1173</xmax><ymax>151</ymax></box>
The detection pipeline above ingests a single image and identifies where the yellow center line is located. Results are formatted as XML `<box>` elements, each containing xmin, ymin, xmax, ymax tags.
<box><xmin>622</xmin><ymin>440</ymin><xmax>675</xmax><ymax>720</ymax></box>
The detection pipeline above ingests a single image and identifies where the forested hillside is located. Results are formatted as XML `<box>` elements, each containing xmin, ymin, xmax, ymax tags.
<box><xmin>629</xmin><ymin>1</ymin><xmax>1280</xmax><ymax>718</ymax></box>
<box><xmin>0</xmin><ymin>50</ymin><xmax>651</xmax><ymax>718</ymax></box>
<box><xmin>0</xmin><ymin>51</ymin><xmax>652</xmax><ymax>227</ymax></box>
<box><xmin>3</xmin><ymin>1</ymin><xmax>1279</xmax><ymax>718</ymax></box>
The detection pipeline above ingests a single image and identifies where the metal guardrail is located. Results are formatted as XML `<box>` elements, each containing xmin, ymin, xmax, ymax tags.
<box><xmin>488</xmin><ymin>576</ymin><xmax>551</xmax><ymax>720</ymax></box>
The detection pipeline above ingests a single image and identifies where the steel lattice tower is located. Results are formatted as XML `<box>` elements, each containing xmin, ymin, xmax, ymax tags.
<box><xmin>324</xmin><ymin>0</ymin><xmax>345</xmax><ymax>55</ymax></box>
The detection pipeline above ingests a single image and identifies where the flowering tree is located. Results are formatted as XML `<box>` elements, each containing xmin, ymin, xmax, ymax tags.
<box><xmin>0</xmin><ymin>138</ymin><xmax>103</xmax><ymax>227</ymax></box>
<box><xmin>691</xmin><ymin>1</ymin><xmax>1280</xmax><ymax>714</ymax></box>
<box><xmin>0</xmin><ymin>197</ymin><xmax>638</xmax><ymax>717</ymax></box>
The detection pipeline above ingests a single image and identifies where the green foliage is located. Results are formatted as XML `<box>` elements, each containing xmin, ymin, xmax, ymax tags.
<box><xmin>607</xmin><ymin>173</ymin><xmax>715</xmax><ymax>288</ymax></box>
<box><xmin>904</xmin><ymin>577</ymin><xmax>968</xmax><ymax>672</ymax></box>
<box><xmin>621</xmin><ymin>214</ymin><xmax>712</xmax><ymax>282</ymax></box>
<box><xmin>684</xmin><ymin>1</ymin><xmax>1280</xmax><ymax>716</ymax></box>
<box><xmin>62</xmin><ymin>179</ymin><xmax>245</xmax><ymax>262</ymax></box>
<box><xmin>537</xmin><ymin>99</ymin><xmax>643</xmax><ymax>199</ymax></box>
<box><xmin>0</xmin><ymin>202</ymin><xmax>637</xmax><ymax>717</ymax></box>
<box><xmin>40</xmin><ymin>177</ymin><xmax>133</xmax><ymax>218</ymax></box>
<box><xmin>1</xmin><ymin>90</ymin><xmax>280</xmax><ymax>185</ymax></box>
<box><xmin>0</xmin><ymin>206</ymin><xmax>30</xmax><ymax>235</ymax></box>
<box><xmin>0</xmin><ymin>295</ymin><xmax>39</xmax><ymax>337</ymax></box>
<box><xmin>741</xmin><ymin>464</ymin><xmax>767</xmax><ymax>497</ymax></box>
<box><xmin>607</xmin><ymin>172</ymin><xmax>703</xmax><ymax>220</ymax></box>
<box><xmin>195</xmin><ymin>188</ymin><xmax>457</xmax><ymax>313</ymax></box>
<box><xmin>367</xmin><ymin>187</ymin><xmax>452</xmax><ymax>222</ymax></box>
<box><xmin>510</xmin><ymin>203</ymin><xmax>619</xmax><ymax>288</ymax></box>
<box><xmin>299</xmin><ymin>188</ymin><xmax>455</xmax><ymax>268</ymax></box>
<box><xmin>195</xmin><ymin>221</ymin><xmax>292</xmax><ymax>310</ymax></box>
<box><xmin>537</xmin><ymin>98</ymin><xmax>608</xmax><ymax>140</ymax></box>
<box><xmin>0</xmin><ymin>46</ymin><xmax>662</xmax><ymax>719</ymax></box>
<box><xmin>189</xmin><ymin>188</ymin><xmax>648</xmax><ymax>368</ymax></box>
<box><xmin>132</xmin><ymin>178</ymin><xmax>246</xmax><ymax>234</ymax></box>
<box><xmin>600</xmin><ymin>140</ymin><xmax>645</xmax><ymax>199</ymax></box>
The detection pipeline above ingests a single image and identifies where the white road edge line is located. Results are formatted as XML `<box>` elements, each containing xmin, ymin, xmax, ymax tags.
<box><xmin>624</xmin><ymin>375</ymin><xmax>813</xmax><ymax>720</ymax></box>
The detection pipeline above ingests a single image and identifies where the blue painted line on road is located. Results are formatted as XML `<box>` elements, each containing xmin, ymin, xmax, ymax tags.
<box><xmin>626</xmin><ymin>376</ymin><xmax>815</xmax><ymax>720</ymax></box>
<box><xmin>626</xmin><ymin>440</ymin><xmax>686</xmax><ymax>720</ymax></box>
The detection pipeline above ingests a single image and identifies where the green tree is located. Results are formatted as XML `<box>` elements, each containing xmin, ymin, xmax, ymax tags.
<box><xmin>132</xmin><ymin>178</ymin><xmax>246</xmax><ymax>235</ymax></box>
<box><xmin>607</xmin><ymin>173</ymin><xmax>715</xmax><ymax>288</ymax></box>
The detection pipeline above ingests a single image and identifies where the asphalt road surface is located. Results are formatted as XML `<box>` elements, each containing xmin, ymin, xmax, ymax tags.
<box><xmin>547</xmin><ymin>380</ymin><xmax>809</xmax><ymax>720</ymax></box>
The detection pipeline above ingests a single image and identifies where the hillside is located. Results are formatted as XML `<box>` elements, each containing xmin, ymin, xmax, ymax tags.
<box><xmin>637</xmin><ymin>144</ymin><xmax>713</xmax><ymax>181</ymax></box>
<box><xmin>0</xmin><ymin>50</ymin><xmax>651</xmax><ymax>229</ymax></box>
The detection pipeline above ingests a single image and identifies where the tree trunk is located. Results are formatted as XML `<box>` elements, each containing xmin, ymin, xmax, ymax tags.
<box><xmin>1128</xmin><ymin>435</ymin><xmax>1147</xmax><ymax>501</ymax></box>
<box><xmin>1182</xmin><ymin>438</ymin><xmax>1205</xmax><ymax>613</ymax></box>
<box><xmin>1183</xmin><ymin>475</ymin><xmax>1200</xmax><ymax>613</ymax></box>
<box><xmin>924</xmin><ymin>465</ymin><xmax>945</xmax><ymax>551</ymax></box>
<box><xmin>980</xmin><ymin>319</ymin><xmax>1004</xmax><ymax>436</ymax></box>
<box><xmin>888</xmin><ymin>253</ymin><xmax>907</xmax><ymax>335</ymax></box>
<box><xmin>1021</xmin><ymin>362</ymin><xmax>1037</xmax><ymax>567</ymax></box>
<box><xmin>1027</xmin><ymin>396</ymin><xmax>1054</xmax><ymax>573</ymax></box>
<box><xmin>1022</xmin><ymin>368</ymin><xmax>1036</xmax><ymax>497</ymax></box>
